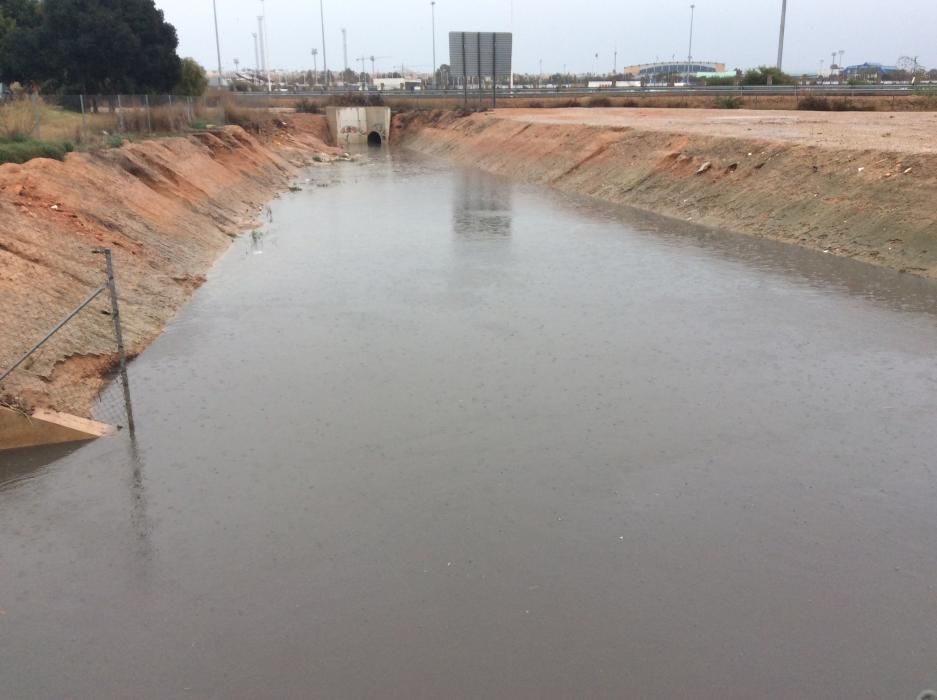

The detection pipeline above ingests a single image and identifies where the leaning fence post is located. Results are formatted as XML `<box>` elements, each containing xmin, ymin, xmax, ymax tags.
<box><xmin>94</xmin><ymin>248</ymin><xmax>135</xmax><ymax>433</ymax></box>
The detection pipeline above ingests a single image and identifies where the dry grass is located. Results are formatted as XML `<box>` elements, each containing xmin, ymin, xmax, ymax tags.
<box><xmin>0</xmin><ymin>100</ymin><xmax>36</xmax><ymax>140</ymax></box>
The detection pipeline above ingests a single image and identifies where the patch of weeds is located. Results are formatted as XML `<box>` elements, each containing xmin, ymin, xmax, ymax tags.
<box><xmin>190</xmin><ymin>119</ymin><xmax>208</xmax><ymax>130</ymax></box>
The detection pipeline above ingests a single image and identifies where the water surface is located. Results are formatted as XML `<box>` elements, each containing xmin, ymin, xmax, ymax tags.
<box><xmin>2</xmin><ymin>152</ymin><xmax>937</xmax><ymax>699</ymax></box>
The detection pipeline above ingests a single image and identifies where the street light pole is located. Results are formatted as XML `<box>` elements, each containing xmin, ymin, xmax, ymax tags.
<box><xmin>252</xmin><ymin>32</ymin><xmax>260</xmax><ymax>85</ymax></box>
<box><xmin>777</xmin><ymin>0</ymin><xmax>788</xmax><ymax>70</ymax></box>
<box><xmin>212</xmin><ymin>0</ymin><xmax>224</xmax><ymax>88</ymax></box>
<box><xmin>431</xmin><ymin>1</ymin><xmax>437</xmax><ymax>89</ymax></box>
<box><xmin>257</xmin><ymin>16</ymin><xmax>267</xmax><ymax>90</ymax></box>
<box><xmin>686</xmin><ymin>4</ymin><xmax>695</xmax><ymax>83</ymax></box>
<box><xmin>319</xmin><ymin>0</ymin><xmax>329</xmax><ymax>88</ymax></box>
<box><xmin>260</xmin><ymin>0</ymin><xmax>271</xmax><ymax>92</ymax></box>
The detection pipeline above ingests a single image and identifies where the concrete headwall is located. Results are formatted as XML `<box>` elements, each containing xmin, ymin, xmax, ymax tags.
<box><xmin>325</xmin><ymin>107</ymin><xmax>392</xmax><ymax>147</ymax></box>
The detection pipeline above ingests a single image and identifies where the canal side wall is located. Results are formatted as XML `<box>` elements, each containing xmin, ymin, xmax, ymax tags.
<box><xmin>395</xmin><ymin>110</ymin><xmax>937</xmax><ymax>278</ymax></box>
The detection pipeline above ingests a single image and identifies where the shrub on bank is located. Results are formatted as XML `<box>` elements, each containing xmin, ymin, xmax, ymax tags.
<box><xmin>222</xmin><ymin>101</ymin><xmax>267</xmax><ymax>133</ymax></box>
<box><xmin>715</xmin><ymin>96</ymin><xmax>743</xmax><ymax>109</ymax></box>
<box><xmin>296</xmin><ymin>98</ymin><xmax>322</xmax><ymax>114</ymax></box>
<box><xmin>586</xmin><ymin>96</ymin><xmax>613</xmax><ymax>108</ymax></box>
<box><xmin>0</xmin><ymin>139</ymin><xmax>68</xmax><ymax>164</ymax></box>
<box><xmin>798</xmin><ymin>96</ymin><xmax>831</xmax><ymax>111</ymax></box>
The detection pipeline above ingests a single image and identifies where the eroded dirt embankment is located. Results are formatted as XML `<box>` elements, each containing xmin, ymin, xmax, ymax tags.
<box><xmin>1</xmin><ymin>116</ymin><xmax>338</xmax><ymax>418</ymax></box>
<box><xmin>396</xmin><ymin>108</ymin><xmax>937</xmax><ymax>277</ymax></box>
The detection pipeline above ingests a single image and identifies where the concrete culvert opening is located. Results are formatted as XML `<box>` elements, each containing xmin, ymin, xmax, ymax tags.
<box><xmin>367</xmin><ymin>131</ymin><xmax>383</xmax><ymax>147</ymax></box>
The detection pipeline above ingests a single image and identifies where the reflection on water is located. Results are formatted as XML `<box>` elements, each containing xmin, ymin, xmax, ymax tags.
<box><xmin>0</xmin><ymin>442</ymin><xmax>82</xmax><ymax>490</ymax></box>
<box><xmin>453</xmin><ymin>170</ymin><xmax>513</xmax><ymax>240</ymax></box>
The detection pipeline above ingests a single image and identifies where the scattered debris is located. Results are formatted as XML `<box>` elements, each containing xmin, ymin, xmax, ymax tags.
<box><xmin>696</xmin><ymin>161</ymin><xmax>712</xmax><ymax>175</ymax></box>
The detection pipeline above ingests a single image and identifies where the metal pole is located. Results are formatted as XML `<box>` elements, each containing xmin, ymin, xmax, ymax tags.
<box><xmin>320</xmin><ymin>0</ymin><xmax>329</xmax><ymax>88</ymax></box>
<box><xmin>777</xmin><ymin>0</ymin><xmax>788</xmax><ymax>71</ymax></box>
<box><xmin>116</xmin><ymin>94</ymin><xmax>124</xmax><ymax>133</ymax></box>
<box><xmin>212</xmin><ymin>0</ymin><xmax>224</xmax><ymax>88</ymax></box>
<box><xmin>687</xmin><ymin>4</ymin><xmax>695</xmax><ymax>84</ymax></box>
<box><xmin>0</xmin><ymin>286</ymin><xmax>106</xmax><ymax>385</ymax></box>
<box><xmin>94</xmin><ymin>248</ymin><xmax>135</xmax><ymax>433</ymax></box>
<box><xmin>144</xmin><ymin>94</ymin><xmax>152</xmax><ymax>132</ymax></box>
<box><xmin>262</xmin><ymin>7</ymin><xmax>272</xmax><ymax>92</ymax></box>
<box><xmin>492</xmin><ymin>33</ymin><xmax>497</xmax><ymax>109</ymax></box>
<box><xmin>79</xmin><ymin>94</ymin><xmax>87</xmax><ymax>137</ymax></box>
<box><xmin>253</xmin><ymin>33</ymin><xmax>260</xmax><ymax>85</ymax></box>
<box><xmin>462</xmin><ymin>33</ymin><xmax>468</xmax><ymax>107</ymax></box>
<box><xmin>31</xmin><ymin>93</ymin><xmax>40</xmax><ymax>140</ymax></box>
<box><xmin>431</xmin><ymin>1</ymin><xmax>437</xmax><ymax>89</ymax></box>
<box><xmin>257</xmin><ymin>17</ymin><xmax>266</xmax><ymax>90</ymax></box>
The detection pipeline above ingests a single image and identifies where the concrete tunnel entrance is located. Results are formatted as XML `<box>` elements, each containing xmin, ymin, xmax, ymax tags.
<box><xmin>325</xmin><ymin>107</ymin><xmax>392</xmax><ymax>148</ymax></box>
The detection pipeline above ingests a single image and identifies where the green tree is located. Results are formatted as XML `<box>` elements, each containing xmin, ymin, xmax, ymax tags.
<box><xmin>741</xmin><ymin>66</ymin><xmax>796</xmax><ymax>86</ymax></box>
<box><xmin>0</xmin><ymin>0</ymin><xmax>42</xmax><ymax>84</ymax></box>
<box><xmin>2</xmin><ymin>0</ymin><xmax>182</xmax><ymax>93</ymax></box>
<box><xmin>175</xmin><ymin>57</ymin><xmax>207</xmax><ymax>95</ymax></box>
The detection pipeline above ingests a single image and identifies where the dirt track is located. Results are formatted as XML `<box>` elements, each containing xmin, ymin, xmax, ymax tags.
<box><xmin>0</xmin><ymin>116</ymin><xmax>338</xmax><ymax>418</ymax></box>
<box><xmin>397</xmin><ymin>108</ymin><xmax>937</xmax><ymax>278</ymax></box>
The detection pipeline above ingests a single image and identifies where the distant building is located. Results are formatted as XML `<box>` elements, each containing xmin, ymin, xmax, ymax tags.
<box><xmin>373</xmin><ymin>78</ymin><xmax>423</xmax><ymax>91</ymax></box>
<box><xmin>842</xmin><ymin>63</ymin><xmax>901</xmax><ymax>80</ymax></box>
<box><xmin>623</xmin><ymin>61</ymin><xmax>726</xmax><ymax>79</ymax></box>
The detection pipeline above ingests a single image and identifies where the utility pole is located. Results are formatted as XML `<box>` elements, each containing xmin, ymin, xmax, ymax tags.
<box><xmin>686</xmin><ymin>4</ymin><xmax>695</xmax><ymax>83</ymax></box>
<box><xmin>431</xmin><ymin>1</ymin><xmax>437</xmax><ymax>89</ymax></box>
<box><xmin>212</xmin><ymin>0</ymin><xmax>224</xmax><ymax>88</ymax></box>
<box><xmin>319</xmin><ymin>0</ymin><xmax>329</xmax><ymax>88</ymax></box>
<box><xmin>777</xmin><ymin>0</ymin><xmax>788</xmax><ymax>71</ymax></box>
<box><xmin>312</xmin><ymin>48</ymin><xmax>318</xmax><ymax>87</ymax></box>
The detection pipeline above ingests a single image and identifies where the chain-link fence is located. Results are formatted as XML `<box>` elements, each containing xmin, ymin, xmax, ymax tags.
<box><xmin>0</xmin><ymin>249</ymin><xmax>135</xmax><ymax>432</ymax></box>
<box><xmin>0</xmin><ymin>93</ymin><xmax>232</xmax><ymax>146</ymax></box>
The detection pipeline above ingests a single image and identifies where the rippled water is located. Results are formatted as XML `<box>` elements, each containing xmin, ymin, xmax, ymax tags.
<box><xmin>2</xmin><ymin>152</ymin><xmax>937</xmax><ymax>699</ymax></box>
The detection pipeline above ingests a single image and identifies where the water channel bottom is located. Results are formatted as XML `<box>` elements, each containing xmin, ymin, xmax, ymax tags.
<box><xmin>2</xmin><ymin>152</ymin><xmax>937</xmax><ymax>699</ymax></box>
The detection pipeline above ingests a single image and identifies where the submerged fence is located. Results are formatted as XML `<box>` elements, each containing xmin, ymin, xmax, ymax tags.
<box><xmin>0</xmin><ymin>249</ymin><xmax>135</xmax><ymax>431</ymax></box>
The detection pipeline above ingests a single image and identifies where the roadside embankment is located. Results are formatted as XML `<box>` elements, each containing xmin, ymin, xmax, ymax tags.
<box><xmin>1</xmin><ymin>115</ymin><xmax>338</xmax><ymax>422</ymax></box>
<box><xmin>396</xmin><ymin>108</ymin><xmax>937</xmax><ymax>277</ymax></box>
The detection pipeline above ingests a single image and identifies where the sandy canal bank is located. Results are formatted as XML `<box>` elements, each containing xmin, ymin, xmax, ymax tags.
<box><xmin>0</xmin><ymin>115</ymin><xmax>339</xmax><ymax>422</ymax></box>
<box><xmin>396</xmin><ymin>108</ymin><xmax>937</xmax><ymax>277</ymax></box>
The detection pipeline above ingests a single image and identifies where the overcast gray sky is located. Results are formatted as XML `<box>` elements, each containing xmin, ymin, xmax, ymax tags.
<box><xmin>155</xmin><ymin>0</ymin><xmax>936</xmax><ymax>76</ymax></box>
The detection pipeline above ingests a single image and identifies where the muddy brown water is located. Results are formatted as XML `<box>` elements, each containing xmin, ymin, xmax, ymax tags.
<box><xmin>2</xmin><ymin>152</ymin><xmax>937</xmax><ymax>699</ymax></box>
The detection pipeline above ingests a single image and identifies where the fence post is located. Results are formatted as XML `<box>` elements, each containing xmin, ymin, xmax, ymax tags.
<box><xmin>145</xmin><ymin>94</ymin><xmax>152</xmax><ymax>132</ymax></box>
<box><xmin>79</xmin><ymin>94</ymin><xmax>87</xmax><ymax>138</ymax></box>
<box><xmin>31</xmin><ymin>93</ymin><xmax>40</xmax><ymax>140</ymax></box>
<box><xmin>116</xmin><ymin>94</ymin><xmax>125</xmax><ymax>133</ymax></box>
<box><xmin>94</xmin><ymin>248</ymin><xmax>135</xmax><ymax>433</ymax></box>
<box><xmin>187</xmin><ymin>96</ymin><xmax>192</xmax><ymax>123</ymax></box>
